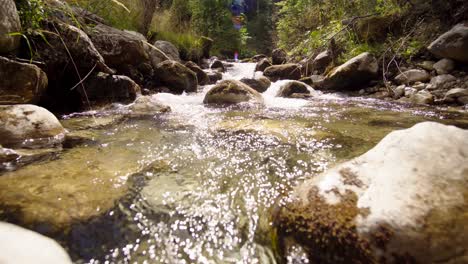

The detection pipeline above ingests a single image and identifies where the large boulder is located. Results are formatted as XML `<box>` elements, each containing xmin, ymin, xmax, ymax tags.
<box><xmin>410</xmin><ymin>90</ymin><xmax>434</xmax><ymax>105</ymax></box>
<box><xmin>277</xmin><ymin>122</ymin><xmax>468</xmax><ymax>264</ymax></box>
<box><xmin>88</xmin><ymin>24</ymin><xmax>149</xmax><ymax>77</ymax></box>
<box><xmin>276</xmin><ymin>81</ymin><xmax>311</xmax><ymax>98</ymax></box>
<box><xmin>0</xmin><ymin>57</ymin><xmax>48</xmax><ymax>104</ymax></box>
<box><xmin>185</xmin><ymin>61</ymin><xmax>209</xmax><ymax>85</ymax></box>
<box><xmin>203</xmin><ymin>80</ymin><xmax>263</xmax><ymax>105</ymax></box>
<box><xmin>318</xmin><ymin>52</ymin><xmax>378</xmax><ymax>91</ymax></box>
<box><xmin>154</xmin><ymin>60</ymin><xmax>198</xmax><ymax>94</ymax></box>
<box><xmin>428</xmin><ymin>23</ymin><xmax>468</xmax><ymax>63</ymax></box>
<box><xmin>255</xmin><ymin>58</ymin><xmax>272</xmax><ymax>72</ymax></box>
<box><xmin>272</xmin><ymin>48</ymin><xmax>288</xmax><ymax>65</ymax></box>
<box><xmin>394</xmin><ymin>69</ymin><xmax>431</xmax><ymax>84</ymax></box>
<box><xmin>126</xmin><ymin>95</ymin><xmax>171</xmax><ymax>116</ymax></box>
<box><xmin>83</xmin><ymin>72</ymin><xmax>140</xmax><ymax>105</ymax></box>
<box><xmin>240</xmin><ymin>77</ymin><xmax>271</xmax><ymax>93</ymax></box>
<box><xmin>154</xmin><ymin>40</ymin><xmax>180</xmax><ymax>62</ymax></box>
<box><xmin>0</xmin><ymin>105</ymin><xmax>65</xmax><ymax>148</ymax></box>
<box><xmin>0</xmin><ymin>222</ymin><xmax>72</xmax><ymax>264</ymax></box>
<box><xmin>200</xmin><ymin>36</ymin><xmax>213</xmax><ymax>59</ymax></box>
<box><xmin>263</xmin><ymin>64</ymin><xmax>301</xmax><ymax>82</ymax></box>
<box><xmin>0</xmin><ymin>0</ymin><xmax>21</xmax><ymax>54</ymax></box>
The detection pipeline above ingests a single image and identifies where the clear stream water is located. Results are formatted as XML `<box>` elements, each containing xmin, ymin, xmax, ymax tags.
<box><xmin>0</xmin><ymin>63</ymin><xmax>467</xmax><ymax>264</ymax></box>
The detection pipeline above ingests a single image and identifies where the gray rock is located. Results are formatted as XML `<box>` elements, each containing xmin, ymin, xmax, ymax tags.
<box><xmin>185</xmin><ymin>61</ymin><xmax>209</xmax><ymax>85</ymax></box>
<box><xmin>393</xmin><ymin>85</ymin><xmax>405</xmax><ymax>98</ymax></box>
<box><xmin>0</xmin><ymin>222</ymin><xmax>72</xmax><ymax>264</ymax></box>
<box><xmin>417</xmin><ymin>61</ymin><xmax>435</xmax><ymax>71</ymax></box>
<box><xmin>154</xmin><ymin>40</ymin><xmax>180</xmax><ymax>62</ymax></box>
<box><xmin>0</xmin><ymin>0</ymin><xmax>21</xmax><ymax>54</ymax></box>
<box><xmin>207</xmin><ymin>71</ymin><xmax>223</xmax><ymax>85</ymax></box>
<box><xmin>430</xmin><ymin>74</ymin><xmax>457</xmax><ymax>89</ymax></box>
<box><xmin>444</xmin><ymin>88</ymin><xmax>468</xmax><ymax>104</ymax></box>
<box><xmin>277</xmin><ymin>122</ymin><xmax>468</xmax><ymax>264</ymax></box>
<box><xmin>404</xmin><ymin>87</ymin><xmax>418</xmax><ymax>97</ymax></box>
<box><xmin>412</xmin><ymin>82</ymin><xmax>426</xmax><ymax>91</ymax></box>
<box><xmin>210</xmin><ymin>59</ymin><xmax>225</xmax><ymax>72</ymax></box>
<box><xmin>126</xmin><ymin>96</ymin><xmax>171</xmax><ymax>116</ymax></box>
<box><xmin>272</xmin><ymin>48</ymin><xmax>288</xmax><ymax>65</ymax></box>
<box><xmin>410</xmin><ymin>90</ymin><xmax>434</xmax><ymax>105</ymax></box>
<box><xmin>255</xmin><ymin>58</ymin><xmax>272</xmax><ymax>72</ymax></box>
<box><xmin>263</xmin><ymin>64</ymin><xmax>301</xmax><ymax>82</ymax></box>
<box><xmin>318</xmin><ymin>52</ymin><xmax>378</xmax><ymax>91</ymax></box>
<box><xmin>240</xmin><ymin>77</ymin><xmax>271</xmax><ymax>93</ymax></box>
<box><xmin>312</xmin><ymin>50</ymin><xmax>332</xmax><ymax>74</ymax></box>
<box><xmin>433</xmin><ymin>58</ymin><xmax>455</xmax><ymax>75</ymax></box>
<box><xmin>154</xmin><ymin>60</ymin><xmax>198</xmax><ymax>94</ymax></box>
<box><xmin>0</xmin><ymin>57</ymin><xmax>48</xmax><ymax>104</ymax></box>
<box><xmin>428</xmin><ymin>23</ymin><xmax>468</xmax><ymax>63</ymax></box>
<box><xmin>83</xmin><ymin>72</ymin><xmax>141</xmax><ymax>105</ymax></box>
<box><xmin>394</xmin><ymin>69</ymin><xmax>430</xmax><ymax>84</ymax></box>
<box><xmin>0</xmin><ymin>105</ymin><xmax>65</xmax><ymax>148</ymax></box>
<box><xmin>203</xmin><ymin>80</ymin><xmax>263</xmax><ymax>105</ymax></box>
<box><xmin>276</xmin><ymin>81</ymin><xmax>312</xmax><ymax>98</ymax></box>
<box><xmin>251</xmin><ymin>54</ymin><xmax>267</xmax><ymax>62</ymax></box>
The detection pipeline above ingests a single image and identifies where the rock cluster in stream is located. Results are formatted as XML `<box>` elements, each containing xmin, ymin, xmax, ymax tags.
<box><xmin>276</xmin><ymin>122</ymin><xmax>468</xmax><ymax>264</ymax></box>
<box><xmin>250</xmin><ymin>23</ymin><xmax>468</xmax><ymax>108</ymax></box>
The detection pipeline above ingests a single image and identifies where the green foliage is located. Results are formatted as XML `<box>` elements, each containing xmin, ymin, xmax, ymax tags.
<box><xmin>16</xmin><ymin>0</ymin><xmax>47</xmax><ymax>31</ymax></box>
<box><xmin>276</xmin><ymin>0</ymin><xmax>405</xmax><ymax>57</ymax></box>
<box><xmin>69</xmin><ymin>0</ymin><xmax>140</xmax><ymax>30</ymax></box>
<box><xmin>401</xmin><ymin>39</ymin><xmax>424</xmax><ymax>60</ymax></box>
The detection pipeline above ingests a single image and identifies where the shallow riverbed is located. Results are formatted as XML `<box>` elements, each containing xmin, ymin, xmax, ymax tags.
<box><xmin>1</xmin><ymin>63</ymin><xmax>467</xmax><ymax>263</ymax></box>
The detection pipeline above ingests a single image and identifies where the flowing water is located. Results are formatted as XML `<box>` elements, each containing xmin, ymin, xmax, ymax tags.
<box><xmin>1</xmin><ymin>63</ymin><xmax>467</xmax><ymax>264</ymax></box>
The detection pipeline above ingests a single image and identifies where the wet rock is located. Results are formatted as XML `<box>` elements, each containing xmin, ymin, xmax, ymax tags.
<box><xmin>0</xmin><ymin>145</ymin><xmax>18</xmax><ymax>164</ymax></box>
<box><xmin>252</xmin><ymin>54</ymin><xmax>267</xmax><ymax>62</ymax></box>
<box><xmin>429</xmin><ymin>74</ymin><xmax>457</xmax><ymax>89</ymax></box>
<box><xmin>83</xmin><ymin>73</ymin><xmax>140</xmax><ymax>105</ymax></box>
<box><xmin>277</xmin><ymin>81</ymin><xmax>311</xmax><ymax>98</ymax></box>
<box><xmin>154</xmin><ymin>40</ymin><xmax>180</xmax><ymax>62</ymax></box>
<box><xmin>0</xmin><ymin>105</ymin><xmax>65</xmax><ymax>148</ymax></box>
<box><xmin>240</xmin><ymin>77</ymin><xmax>271</xmax><ymax>93</ymax></box>
<box><xmin>272</xmin><ymin>48</ymin><xmax>287</xmax><ymax>65</ymax></box>
<box><xmin>203</xmin><ymin>80</ymin><xmax>263</xmax><ymax>105</ymax></box>
<box><xmin>154</xmin><ymin>60</ymin><xmax>198</xmax><ymax>94</ymax></box>
<box><xmin>0</xmin><ymin>0</ymin><xmax>21</xmax><ymax>54</ymax></box>
<box><xmin>0</xmin><ymin>222</ymin><xmax>72</xmax><ymax>264</ymax></box>
<box><xmin>126</xmin><ymin>95</ymin><xmax>171</xmax><ymax>116</ymax></box>
<box><xmin>433</xmin><ymin>58</ymin><xmax>455</xmax><ymax>75</ymax></box>
<box><xmin>444</xmin><ymin>88</ymin><xmax>468</xmax><ymax>104</ymax></box>
<box><xmin>410</xmin><ymin>90</ymin><xmax>434</xmax><ymax>105</ymax></box>
<box><xmin>404</xmin><ymin>87</ymin><xmax>418</xmax><ymax>97</ymax></box>
<box><xmin>207</xmin><ymin>71</ymin><xmax>223</xmax><ymax>85</ymax></box>
<box><xmin>185</xmin><ymin>61</ymin><xmax>209</xmax><ymax>85</ymax></box>
<box><xmin>318</xmin><ymin>52</ymin><xmax>378</xmax><ymax>91</ymax></box>
<box><xmin>0</xmin><ymin>57</ymin><xmax>48</xmax><ymax>104</ymax></box>
<box><xmin>210</xmin><ymin>59</ymin><xmax>225</xmax><ymax>72</ymax></box>
<box><xmin>277</xmin><ymin>122</ymin><xmax>468</xmax><ymax>264</ymax></box>
<box><xmin>263</xmin><ymin>64</ymin><xmax>301</xmax><ymax>82</ymax></box>
<box><xmin>255</xmin><ymin>58</ymin><xmax>272</xmax><ymax>72</ymax></box>
<box><xmin>428</xmin><ymin>23</ymin><xmax>468</xmax><ymax>63</ymax></box>
<box><xmin>394</xmin><ymin>69</ymin><xmax>430</xmax><ymax>84</ymax></box>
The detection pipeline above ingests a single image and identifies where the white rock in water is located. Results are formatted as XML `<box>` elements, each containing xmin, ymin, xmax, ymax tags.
<box><xmin>282</xmin><ymin>122</ymin><xmax>468</xmax><ymax>263</ymax></box>
<box><xmin>0</xmin><ymin>222</ymin><xmax>72</xmax><ymax>264</ymax></box>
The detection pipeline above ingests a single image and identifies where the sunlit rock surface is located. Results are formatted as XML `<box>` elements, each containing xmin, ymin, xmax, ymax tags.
<box><xmin>0</xmin><ymin>222</ymin><xmax>72</xmax><ymax>264</ymax></box>
<box><xmin>277</xmin><ymin>122</ymin><xmax>468</xmax><ymax>264</ymax></box>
